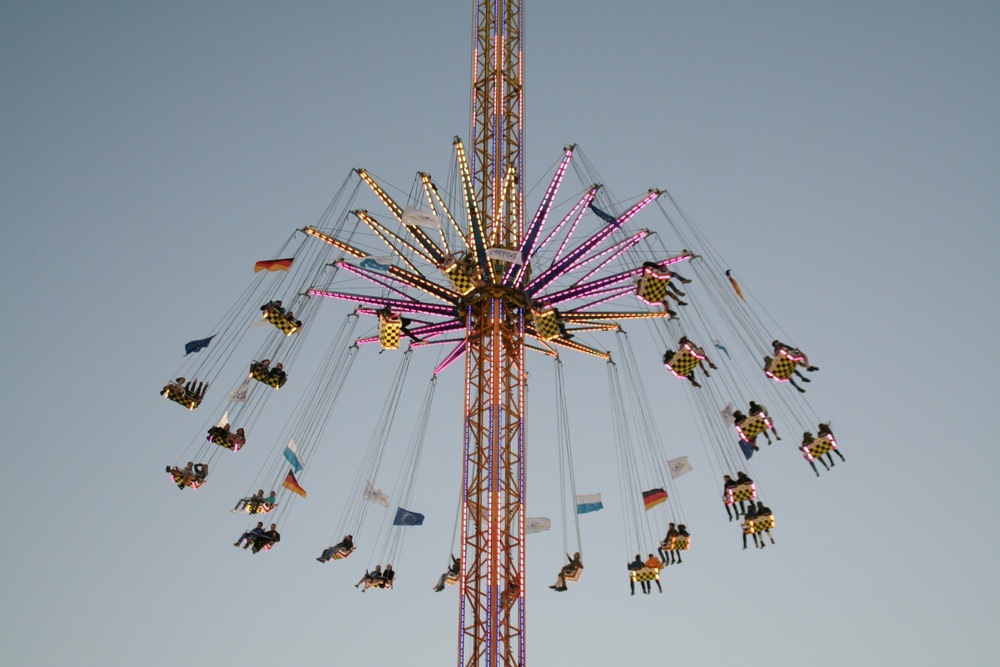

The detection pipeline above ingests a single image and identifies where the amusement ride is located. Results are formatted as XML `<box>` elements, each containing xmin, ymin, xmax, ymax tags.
<box><xmin>159</xmin><ymin>2</ymin><xmax>844</xmax><ymax>666</ymax></box>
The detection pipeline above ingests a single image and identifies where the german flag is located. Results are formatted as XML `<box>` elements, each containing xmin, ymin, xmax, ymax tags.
<box><xmin>254</xmin><ymin>257</ymin><xmax>294</xmax><ymax>273</ymax></box>
<box><xmin>282</xmin><ymin>469</ymin><xmax>307</xmax><ymax>498</ymax></box>
<box><xmin>642</xmin><ymin>487</ymin><xmax>668</xmax><ymax>511</ymax></box>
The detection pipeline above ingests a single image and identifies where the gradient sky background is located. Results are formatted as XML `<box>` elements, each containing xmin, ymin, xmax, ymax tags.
<box><xmin>2</xmin><ymin>1</ymin><xmax>998</xmax><ymax>665</ymax></box>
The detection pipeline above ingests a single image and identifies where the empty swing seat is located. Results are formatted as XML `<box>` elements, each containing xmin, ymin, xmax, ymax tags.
<box><xmin>378</xmin><ymin>313</ymin><xmax>402</xmax><ymax>350</ymax></box>
<box><xmin>532</xmin><ymin>308</ymin><xmax>563</xmax><ymax>341</ymax></box>
<box><xmin>443</xmin><ymin>260</ymin><xmax>479</xmax><ymax>295</ymax></box>
<box><xmin>765</xmin><ymin>348</ymin><xmax>806</xmax><ymax>382</ymax></box>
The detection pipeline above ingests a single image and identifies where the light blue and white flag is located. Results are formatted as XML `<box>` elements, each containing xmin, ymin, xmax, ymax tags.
<box><xmin>576</xmin><ymin>493</ymin><xmax>604</xmax><ymax>514</ymax></box>
<box><xmin>283</xmin><ymin>438</ymin><xmax>303</xmax><ymax>473</ymax></box>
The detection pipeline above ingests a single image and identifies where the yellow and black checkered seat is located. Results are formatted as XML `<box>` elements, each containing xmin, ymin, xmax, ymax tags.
<box><xmin>163</xmin><ymin>385</ymin><xmax>201</xmax><ymax>410</ymax></box>
<box><xmin>805</xmin><ymin>434</ymin><xmax>835</xmax><ymax>458</ymax></box>
<box><xmin>630</xmin><ymin>566</ymin><xmax>660</xmax><ymax>582</ymax></box>
<box><xmin>737</xmin><ymin>414</ymin><xmax>770</xmax><ymax>441</ymax></box>
<box><xmin>765</xmin><ymin>349</ymin><xmax>804</xmax><ymax>381</ymax></box>
<box><xmin>378</xmin><ymin>313</ymin><xmax>402</xmax><ymax>350</ymax></box>
<box><xmin>636</xmin><ymin>267</ymin><xmax>670</xmax><ymax>304</ymax></box>
<box><xmin>263</xmin><ymin>308</ymin><xmax>301</xmax><ymax>335</ymax></box>
<box><xmin>532</xmin><ymin>308</ymin><xmax>563</xmax><ymax>341</ymax></box>
<box><xmin>666</xmin><ymin>344</ymin><xmax>703</xmax><ymax>377</ymax></box>
<box><xmin>726</xmin><ymin>481</ymin><xmax>757</xmax><ymax>505</ymax></box>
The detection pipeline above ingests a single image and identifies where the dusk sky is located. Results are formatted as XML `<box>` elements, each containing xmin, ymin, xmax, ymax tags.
<box><xmin>1</xmin><ymin>2</ymin><xmax>997</xmax><ymax>665</ymax></box>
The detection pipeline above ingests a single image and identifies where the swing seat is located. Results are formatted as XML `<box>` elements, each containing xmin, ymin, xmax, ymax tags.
<box><xmin>636</xmin><ymin>266</ymin><xmax>671</xmax><ymax>305</ymax></box>
<box><xmin>563</xmin><ymin>565</ymin><xmax>583</xmax><ymax>582</ymax></box>
<box><xmin>532</xmin><ymin>308</ymin><xmax>563</xmax><ymax>341</ymax></box>
<box><xmin>630</xmin><ymin>567</ymin><xmax>659</xmax><ymax>583</ymax></box>
<box><xmin>755</xmin><ymin>514</ymin><xmax>776</xmax><ymax>531</ymax></box>
<box><xmin>244</xmin><ymin>500</ymin><xmax>275</xmax><ymax>515</ymax></box>
<box><xmin>331</xmin><ymin>547</ymin><xmax>355</xmax><ymax>561</ymax></box>
<box><xmin>363</xmin><ymin>578</ymin><xmax>392</xmax><ymax>591</ymax></box>
<box><xmin>167</xmin><ymin>469</ymin><xmax>205</xmax><ymax>490</ymax></box>
<box><xmin>736</xmin><ymin>414</ymin><xmax>772</xmax><ymax>442</ymax></box>
<box><xmin>162</xmin><ymin>385</ymin><xmax>201</xmax><ymax>410</ymax></box>
<box><xmin>250</xmin><ymin>363</ymin><xmax>286</xmax><ymax>388</ymax></box>
<box><xmin>263</xmin><ymin>308</ymin><xmax>301</xmax><ymax>335</ymax></box>
<box><xmin>665</xmin><ymin>343</ymin><xmax>705</xmax><ymax>378</ymax></box>
<box><xmin>378</xmin><ymin>313</ymin><xmax>403</xmax><ymax>350</ymax></box>
<box><xmin>725</xmin><ymin>481</ymin><xmax>757</xmax><ymax>505</ymax></box>
<box><xmin>803</xmin><ymin>434</ymin><xmax>836</xmax><ymax>460</ymax></box>
<box><xmin>661</xmin><ymin>535</ymin><xmax>691</xmax><ymax>552</ymax></box>
<box><xmin>765</xmin><ymin>349</ymin><xmax>805</xmax><ymax>381</ymax></box>
<box><xmin>445</xmin><ymin>572</ymin><xmax>460</xmax><ymax>586</ymax></box>
<box><xmin>443</xmin><ymin>260</ymin><xmax>479</xmax><ymax>296</ymax></box>
<box><xmin>742</xmin><ymin>518</ymin><xmax>758</xmax><ymax>534</ymax></box>
<box><xmin>208</xmin><ymin>428</ymin><xmax>244</xmax><ymax>452</ymax></box>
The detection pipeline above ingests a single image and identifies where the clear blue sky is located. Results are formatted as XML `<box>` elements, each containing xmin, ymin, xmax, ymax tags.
<box><xmin>2</xmin><ymin>2</ymin><xmax>998</xmax><ymax>665</ymax></box>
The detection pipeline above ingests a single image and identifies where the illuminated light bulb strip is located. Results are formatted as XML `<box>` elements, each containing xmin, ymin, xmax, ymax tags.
<box><xmin>355</xmin><ymin>168</ymin><xmax>404</xmax><ymax>219</ymax></box>
<box><xmin>455</xmin><ymin>137</ymin><xmax>489</xmax><ymax>275</ymax></box>
<box><xmin>408</xmin><ymin>319</ymin><xmax>466</xmax><ymax>337</ymax></box>
<box><xmin>504</xmin><ymin>145</ymin><xmax>573</xmax><ymax>286</ymax></box>
<box><xmin>542</xmin><ymin>336</ymin><xmax>611</xmax><ymax>360</ymax></box>
<box><xmin>563</xmin><ymin>323</ymin><xmax>620</xmax><ymax>334</ymax></box>
<box><xmin>491</xmin><ymin>164</ymin><xmax>517</xmax><ymax>247</ymax></box>
<box><xmin>409</xmin><ymin>336</ymin><xmax>466</xmax><ymax>348</ymax></box>
<box><xmin>420</xmin><ymin>172</ymin><xmax>465</xmax><ymax>255</ymax></box>
<box><xmin>335</xmin><ymin>261</ymin><xmax>423</xmax><ymax>302</ymax></box>
<box><xmin>573</xmin><ymin>287</ymin><xmax>641</xmax><ymax>311</ymax></box>
<box><xmin>307</xmin><ymin>290</ymin><xmax>456</xmax><ymax>316</ymax></box>
<box><xmin>527</xmin><ymin>190</ymin><xmax>659</xmax><ymax>297</ymax></box>
<box><xmin>386</xmin><ymin>266</ymin><xmax>462</xmax><ymax>303</ymax></box>
<box><xmin>434</xmin><ymin>339</ymin><xmax>467</xmax><ymax>375</ymax></box>
<box><xmin>565</xmin><ymin>229</ymin><xmax>649</xmax><ymax>288</ymax></box>
<box><xmin>303</xmin><ymin>227</ymin><xmax>367</xmax><ymax>258</ymax></box>
<box><xmin>560</xmin><ymin>310</ymin><xmax>672</xmax><ymax>323</ymax></box>
<box><xmin>355</xmin><ymin>210</ymin><xmax>430</xmax><ymax>273</ymax></box>
<box><xmin>522</xmin><ymin>341</ymin><xmax>558</xmax><ymax>357</ymax></box>
<box><xmin>354</xmin><ymin>335</ymin><xmax>380</xmax><ymax>346</ymax></box>
<box><xmin>356</xmin><ymin>168</ymin><xmax>446</xmax><ymax>263</ymax></box>
<box><xmin>644</xmin><ymin>252</ymin><xmax>694</xmax><ymax>269</ymax></box>
<box><xmin>536</xmin><ymin>269</ymin><xmax>640</xmax><ymax>306</ymax></box>
<box><xmin>537</xmin><ymin>185</ymin><xmax>599</xmax><ymax>267</ymax></box>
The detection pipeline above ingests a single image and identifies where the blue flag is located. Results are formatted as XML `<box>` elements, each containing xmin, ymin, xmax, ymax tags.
<box><xmin>184</xmin><ymin>335</ymin><xmax>215</xmax><ymax>355</ymax></box>
<box><xmin>739</xmin><ymin>439</ymin><xmax>756</xmax><ymax>460</ymax></box>
<box><xmin>393</xmin><ymin>507</ymin><xmax>425</xmax><ymax>526</ymax></box>
<box><xmin>588</xmin><ymin>204</ymin><xmax>617</xmax><ymax>225</ymax></box>
<box><xmin>283</xmin><ymin>439</ymin><xmax>303</xmax><ymax>473</ymax></box>
<box><xmin>360</xmin><ymin>257</ymin><xmax>391</xmax><ymax>272</ymax></box>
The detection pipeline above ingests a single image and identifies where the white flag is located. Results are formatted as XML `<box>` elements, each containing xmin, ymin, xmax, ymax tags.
<box><xmin>525</xmin><ymin>517</ymin><xmax>551</xmax><ymax>534</ymax></box>
<box><xmin>216</xmin><ymin>411</ymin><xmax>229</xmax><ymax>428</ymax></box>
<box><xmin>486</xmin><ymin>247</ymin><xmax>524</xmax><ymax>265</ymax></box>
<box><xmin>668</xmin><ymin>456</ymin><xmax>693</xmax><ymax>479</ymax></box>
<box><xmin>401</xmin><ymin>206</ymin><xmax>440</xmax><ymax>229</ymax></box>
<box><xmin>362</xmin><ymin>481</ymin><xmax>390</xmax><ymax>507</ymax></box>
<box><xmin>228</xmin><ymin>379</ymin><xmax>251</xmax><ymax>403</ymax></box>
